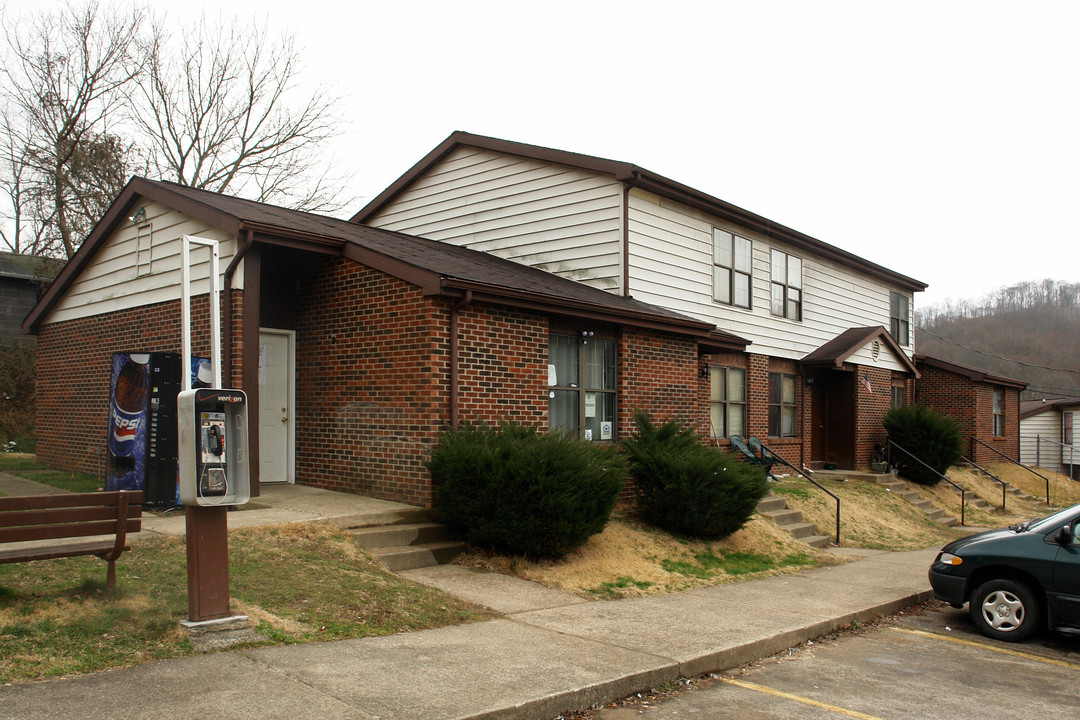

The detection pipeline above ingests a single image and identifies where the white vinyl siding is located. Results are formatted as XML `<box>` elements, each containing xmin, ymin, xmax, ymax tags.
<box><xmin>366</xmin><ymin>146</ymin><xmax>625</xmax><ymax>292</ymax></box>
<box><xmin>626</xmin><ymin>188</ymin><xmax>916</xmax><ymax>362</ymax></box>
<box><xmin>1021</xmin><ymin>410</ymin><xmax>1070</xmax><ymax>470</ymax></box>
<box><xmin>45</xmin><ymin>199</ymin><xmax>241</xmax><ymax>325</ymax></box>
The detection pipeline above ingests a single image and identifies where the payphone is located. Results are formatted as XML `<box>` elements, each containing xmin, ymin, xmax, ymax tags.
<box><xmin>177</xmin><ymin>388</ymin><xmax>250</xmax><ymax>506</ymax></box>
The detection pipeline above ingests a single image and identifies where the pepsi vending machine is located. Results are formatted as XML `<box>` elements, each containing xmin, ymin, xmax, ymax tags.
<box><xmin>106</xmin><ymin>352</ymin><xmax>211</xmax><ymax>505</ymax></box>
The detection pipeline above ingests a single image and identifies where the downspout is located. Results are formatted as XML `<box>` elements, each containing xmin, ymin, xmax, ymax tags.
<box><xmin>622</xmin><ymin>183</ymin><xmax>631</xmax><ymax>297</ymax></box>
<box><xmin>223</xmin><ymin>229</ymin><xmax>254</xmax><ymax>387</ymax></box>
<box><xmin>449</xmin><ymin>291</ymin><xmax>473</xmax><ymax>429</ymax></box>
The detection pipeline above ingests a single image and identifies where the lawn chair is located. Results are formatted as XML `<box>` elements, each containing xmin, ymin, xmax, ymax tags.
<box><xmin>730</xmin><ymin>435</ymin><xmax>776</xmax><ymax>481</ymax></box>
<box><xmin>748</xmin><ymin>436</ymin><xmax>781</xmax><ymax>482</ymax></box>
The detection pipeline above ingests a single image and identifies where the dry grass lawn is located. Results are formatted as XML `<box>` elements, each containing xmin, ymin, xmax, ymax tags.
<box><xmin>456</xmin><ymin>508</ymin><xmax>845</xmax><ymax>599</ymax></box>
<box><xmin>460</xmin><ymin>462</ymin><xmax>1078</xmax><ymax>599</ymax></box>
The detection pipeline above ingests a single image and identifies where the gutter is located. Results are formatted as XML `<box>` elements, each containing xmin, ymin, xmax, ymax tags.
<box><xmin>449</xmin><ymin>291</ymin><xmax>473</xmax><ymax>429</ymax></box>
<box><xmin>222</xmin><ymin>229</ymin><xmax>254</xmax><ymax>387</ymax></box>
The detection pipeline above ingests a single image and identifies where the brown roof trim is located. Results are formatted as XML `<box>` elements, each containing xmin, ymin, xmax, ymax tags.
<box><xmin>23</xmin><ymin>177</ymin><xmax>242</xmax><ymax>333</ymax></box>
<box><xmin>1021</xmin><ymin>396</ymin><xmax>1080</xmax><ymax>419</ymax></box>
<box><xmin>25</xmin><ymin>176</ymin><xmax>731</xmax><ymax>341</ymax></box>
<box><xmin>351</xmin><ymin>131</ymin><xmax>928</xmax><ymax>293</ymax></box>
<box><xmin>439</xmin><ymin>278</ymin><xmax>733</xmax><ymax>340</ymax></box>
<box><xmin>802</xmin><ymin>326</ymin><xmax>919</xmax><ymax>376</ymax></box>
<box><xmin>914</xmin><ymin>354</ymin><xmax>1028</xmax><ymax>390</ymax></box>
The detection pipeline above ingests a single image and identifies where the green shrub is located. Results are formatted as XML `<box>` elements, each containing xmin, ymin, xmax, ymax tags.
<box><xmin>621</xmin><ymin>410</ymin><xmax>768</xmax><ymax>539</ymax></box>
<box><xmin>883</xmin><ymin>404</ymin><xmax>963</xmax><ymax>486</ymax></box>
<box><xmin>426</xmin><ymin>421</ymin><xmax>626</xmax><ymax>558</ymax></box>
<box><xmin>0</xmin><ymin>342</ymin><xmax>36</xmax><ymax>451</ymax></box>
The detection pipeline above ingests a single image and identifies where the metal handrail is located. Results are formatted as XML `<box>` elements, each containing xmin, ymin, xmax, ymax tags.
<box><xmin>887</xmin><ymin>440</ymin><xmax>966</xmax><ymax>526</ymax></box>
<box><xmin>958</xmin><ymin>455</ymin><xmax>1006</xmax><ymax>512</ymax></box>
<box><xmin>758</xmin><ymin>440</ymin><xmax>840</xmax><ymax>544</ymax></box>
<box><xmin>1023</xmin><ymin>435</ymin><xmax>1076</xmax><ymax>470</ymax></box>
<box><xmin>970</xmin><ymin>437</ymin><xmax>1051</xmax><ymax>505</ymax></box>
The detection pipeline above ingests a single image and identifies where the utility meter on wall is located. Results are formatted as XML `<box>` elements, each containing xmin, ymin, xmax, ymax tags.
<box><xmin>178</xmin><ymin>388</ymin><xmax>250</xmax><ymax>506</ymax></box>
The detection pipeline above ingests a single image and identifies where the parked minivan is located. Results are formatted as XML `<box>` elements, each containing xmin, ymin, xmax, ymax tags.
<box><xmin>928</xmin><ymin>502</ymin><xmax>1080</xmax><ymax>641</ymax></box>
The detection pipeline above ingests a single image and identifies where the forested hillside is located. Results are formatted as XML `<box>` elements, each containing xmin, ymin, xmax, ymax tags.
<box><xmin>915</xmin><ymin>280</ymin><xmax>1080</xmax><ymax>400</ymax></box>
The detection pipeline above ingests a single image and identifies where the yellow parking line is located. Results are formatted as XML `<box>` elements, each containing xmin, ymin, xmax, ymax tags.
<box><xmin>720</xmin><ymin>677</ymin><xmax>886</xmax><ymax>720</ymax></box>
<box><xmin>890</xmin><ymin>628</ymin><xmax>1080</xmax><ymax>670</ymax></box>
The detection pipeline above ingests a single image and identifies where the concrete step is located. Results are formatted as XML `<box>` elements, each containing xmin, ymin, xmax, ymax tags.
<box><xmin>756</xmin><ymin>495</ymin><xmax>788</xmax><ymax>513</ymax></box>
<box><xmin>779</xmin><ymin>522</ymin><xmax>820</xmax><ymax>539</ymax></box>
<box><xmin>369</xmin><ymin>541</ymin><xmax>468</xmax><ymax>572</ymax></box>
<box><xmin>802</xmin><ymin>534</ymin><xmax>832</xmax><ymax>548</ymax></box>
<box><xmin>936</xmin><ymin>515</ymin><xmax>960</xmax><ymax>527</ymax></box>
<box><xmin>761</xmin><ymin>509</ymin><xmax>804</xmax><ymax>526</ymax></box>
<box><xmin>351</xmin><ymin>522</ymin><xmax>451</xmax><ymax>550</ymax></box>
<box><xmin>924</xmin><ymin>507</ymin><xmax>945</xmax><ymax>521</ymax></box>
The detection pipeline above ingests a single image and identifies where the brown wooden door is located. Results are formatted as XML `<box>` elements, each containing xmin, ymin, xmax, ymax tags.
<box><xmin>810</xmin><ymin>370</ymin><xmax>856</xmax><ymax>468</ymax></box>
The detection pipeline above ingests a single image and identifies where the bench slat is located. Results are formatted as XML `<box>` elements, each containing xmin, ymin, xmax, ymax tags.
<box><xmin>0</xmin><ymin>541</ymin><xmax>130</xmax><ymax>564</ymax></box>
<box><xmin>0</xmin><ymin>519</ymin><xmax>141</xmax><ymax>544</ymax></box>
<box><xmin>0</xmin><ymin>504</ymin><xmax>144</xmax><ymax>529</ymax></box>
<box><xmin>0</xmin><ymin>491</ymin><xmax>143</xmax><ymax>512</ymax></box>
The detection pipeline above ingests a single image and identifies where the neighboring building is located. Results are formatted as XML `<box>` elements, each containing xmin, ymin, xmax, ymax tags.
<box><xmin>1020</xmin><ymin>397</ymin><xmax>1079</xmax><ymax>479</ymax></box>
<box><xmin>913</xmin><ymin>354</ymin><xmax>1027</xmax><ymax>465</ymax></box>
<box><xmin>353</xmin><ymin>132</ymin><xmax>926</xmax><ymax>470</ymax></box>
<box><xmin>0</xmin><ymin>252</ymin><xmax>60</xmax><ymax>344</ymax></box>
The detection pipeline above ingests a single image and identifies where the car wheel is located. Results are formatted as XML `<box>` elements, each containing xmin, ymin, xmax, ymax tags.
<box><xmin>969</xmin><ymin>578</ymin><xmax>1041</xmax><ymax>642</ymax></box>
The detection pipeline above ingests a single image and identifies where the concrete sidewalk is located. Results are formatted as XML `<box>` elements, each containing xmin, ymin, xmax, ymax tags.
<box><xmin>0</xmin><ymin>475</ymin><xmax>937</xmax><ymax>719</ymax></box>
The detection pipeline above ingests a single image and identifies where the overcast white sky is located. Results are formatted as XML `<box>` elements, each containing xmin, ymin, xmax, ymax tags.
<box><xmin>14</xmin><ymin>1</ymin><xmax>1080</xmax><ymax>310</ymax></box>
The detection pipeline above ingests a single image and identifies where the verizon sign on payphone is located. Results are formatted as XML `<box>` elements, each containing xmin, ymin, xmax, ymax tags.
<box><xmin>177</xmin><ymin>388</ymin><xmax>250</xmax><ymax>506</ymax></box>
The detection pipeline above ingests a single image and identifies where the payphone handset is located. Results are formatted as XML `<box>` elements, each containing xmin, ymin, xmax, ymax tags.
<box><xmin>178</xmin><ymin>389</ymin><xmax>250</xmax><ymax>506</ymax></box>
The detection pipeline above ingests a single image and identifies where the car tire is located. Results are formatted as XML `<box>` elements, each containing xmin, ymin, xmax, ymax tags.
<box><xmin>969</xmin><ymin>578</ymin><xmax>1041</xmax><ymax>642</ymax></box>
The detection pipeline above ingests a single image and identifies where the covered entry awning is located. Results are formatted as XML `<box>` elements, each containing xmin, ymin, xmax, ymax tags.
<box><xmin>801</xmin><ymin>326</ymin><xmax>919</xmax><ymax>376</ymax></box>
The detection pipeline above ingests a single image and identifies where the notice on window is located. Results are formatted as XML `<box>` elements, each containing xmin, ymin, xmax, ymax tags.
<box><xmin>548</xmin><ymin>364</ymin><xmax>557</xmax><ymax>386</ymax></box>
<box><xmin>584</xmin><ymin>392</ymin><xmax>596</xmax><ymax>418</ymax></box>
<box><xmin>600</xmin><ymin>421</ymin><xmax>613</xmax><ymax>440</ymax></box>
<box><xmin>584</xmin><ymin>428</ymin><xmax>592</xmax><ymax>441</ymax></box>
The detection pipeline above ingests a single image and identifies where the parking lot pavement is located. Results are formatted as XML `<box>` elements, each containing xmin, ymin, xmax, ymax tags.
<box><xmin>592</xmin><ymin>602</ymin><xmax>1080</xmax><ymax>720</ymax></box>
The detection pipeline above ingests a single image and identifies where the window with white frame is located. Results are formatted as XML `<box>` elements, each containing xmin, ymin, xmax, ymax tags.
<box><xmin>770</xmin><ymin>249</ymin><xmax>802</xmax><ymax>320</ymax></box>
<box><xmin>713</xmin><ymin>228</ymin><xmax>752</xmax><ymax>309</ymax></box>
<box><xmin>992</xmin><ymin>388</ymin><xmax>1005</xmax><ymax>437</ymax></box>
<box><xmin>548</xmin><ymin>333</ymin><xmax>616</xmax><ymax>441</ymax></box>
<box><xmin>709</xmin><ymin>366</ymin><xmax>746</xmax><ymax>439</ymax></box>
<box><xmin>890</xmin><ymin>292</ymin><xmax>910</xmax><ymax>346</ymax></box>
<box><xmin>768</xmin><ymin>372</ymin><xmax>797</xmax><ymax>437</ymax></box>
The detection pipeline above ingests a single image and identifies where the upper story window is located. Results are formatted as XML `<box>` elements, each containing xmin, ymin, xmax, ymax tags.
<box><xmin>713</xmin><ymin>228</ymin><xmax>752</xmax><ymax>309</ymax></box>
<box><xmin>770</xmin><ymin>249</ymin><xmax>802</xmax><ymax>321</ymax></box>
<box><xmin>890</xmin><ymin>292</ymin><xmax>910</xmax><ymax>346</ymax></box>
<box><xmin>992</xmin><ymin>388</ymin><xmax>1005</xmax><ymax>437</ymax></box>
<box><xmin>709</xmin><ymin>366</ymin><xmax>746</xmax><ymax>439</ymax></box>
<box><xmin>549</xmin><ymin>332</ymin><xmax>616</xmax><ymax>441</ymax></box>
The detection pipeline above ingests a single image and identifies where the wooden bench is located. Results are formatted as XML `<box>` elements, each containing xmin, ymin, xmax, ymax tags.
<box><xmin>0</xmin><ymin>491</ymin><xmax>142</xmax><ymax>591</ymax></box>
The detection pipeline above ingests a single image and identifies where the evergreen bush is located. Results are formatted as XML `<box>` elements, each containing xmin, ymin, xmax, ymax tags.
<box><xmin>883</xmin><ymin>403</ymin><xmax>963</xmax><ymax>486</ymax></box>
<box><xmin>621</xmin><ymin>410</ymin><xmax>768</xmax><ymax>539</ymax></box>
<box><xmin>426</xmin><ymin>421</ymin><xmax>626</xmax><ymax>558</ymax></box>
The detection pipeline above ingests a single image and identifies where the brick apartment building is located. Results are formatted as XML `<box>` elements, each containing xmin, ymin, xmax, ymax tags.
<box><xmin>24</xmin><ymin>133</ymin><xmax>956</xmax><ymax>508</ymax></box>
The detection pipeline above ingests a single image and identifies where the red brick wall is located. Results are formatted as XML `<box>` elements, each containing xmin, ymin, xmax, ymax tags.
<box><xmin>292</xmin><ymin>256</ymin><xmax>550</xmax><ymax>507</ymax></box>
<box><xmin>916</xmin><ymin>364</ymin><xmax>1020</xmax><ymax>463</ymax></box>
<box><xmin>34</xmin><ymin>294</ymin><xmax>242</xmax><ymax>472</ymax></box>
<box><xmin>855</xmin><ymin>366</ymin><xmax>892</xmax><ymax>467</ymax></box>
<box><xmin>618</xmin><ymin>328</ymin><xmax>700</xmax><ymax>433</ymax></box>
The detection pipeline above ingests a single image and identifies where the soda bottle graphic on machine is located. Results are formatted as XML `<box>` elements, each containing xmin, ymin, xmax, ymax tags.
<box><xmin>106</xmin><ymin>352</ymin><xmax>208</xmax><ymax>505</ymax></box>
<box><xmin>107</xmin><ymin>353</ymin><xmax>150</xmax><ymax>490</ymax></box>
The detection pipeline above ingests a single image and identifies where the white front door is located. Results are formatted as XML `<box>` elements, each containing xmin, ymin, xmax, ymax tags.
<box><xmin>259</xmin><ymin>330</ymin><xmax>294</xmax><ymax>484</ymax></box>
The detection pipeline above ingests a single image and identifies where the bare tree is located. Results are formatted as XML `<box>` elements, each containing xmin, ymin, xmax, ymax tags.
<box><xmin>0</xmin><ymin>1</ymin><xmax>145</xmax><ymax>258</ymax></box>
<box><xmin>134</xmin><ymin>16</ymin><xmax>349</xmax><ymax>213</ymax></box>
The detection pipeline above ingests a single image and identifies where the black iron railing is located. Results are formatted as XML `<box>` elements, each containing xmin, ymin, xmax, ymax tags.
<box><xmin>758</xmin><ymin>440</ymin><xmax>840</xmax><ymax>544</ymax></box>
<box><xmin>958</xmin><ymin>455</ymin><xmax>1006</xmax><ymax>512</ymax></box>
<box><xmin>970</xmin><ymin>437</ymin><xmax>1051</xmax><ymax>506</ymax></box>
<box><xmin>887</xmin><ymin>440</ymin><xmax>966</xmax><ymax>526</ymax></box>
